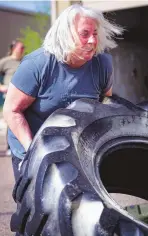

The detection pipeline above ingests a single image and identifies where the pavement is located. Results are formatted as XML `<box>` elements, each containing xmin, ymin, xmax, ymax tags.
<box><xmin>0</xmin><ymin>115</ymin><xmax>147</xmax><ymax>236</ymax></box>
<box><xmin>0</xmin><ymin>116</ymin><xmax>15</xmax><ymax>236</ymax></box>
<box><xmin>0</xmin><ymin>157</ymin><xmax>15</xmax><ymax>236</ymax></box>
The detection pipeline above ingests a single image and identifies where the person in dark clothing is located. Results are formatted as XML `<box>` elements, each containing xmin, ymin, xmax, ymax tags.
<box><xmin>3</xmin><ymin>4</ymin><xmax>123</xmax><ymax>182</ymax></box>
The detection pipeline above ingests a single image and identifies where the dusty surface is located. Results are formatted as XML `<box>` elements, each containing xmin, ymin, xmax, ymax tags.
<box><xmin>0</xmin><ymin>157</ymin><xmax>16</xmax><ymax>236</ymax></box>
<box><xmin>0</xmin><ymin>117</ymin><xmax>15</xmax><ymax>236</ymax></box>
<box><xmin>111</xmin><ymin>193</ymin><xmax>148</xmax><ymax>207</ymax></box>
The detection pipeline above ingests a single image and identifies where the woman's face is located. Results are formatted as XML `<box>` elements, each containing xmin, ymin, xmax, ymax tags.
<box><xmin>73</xmin><ymin>16</ymin><xmax>98</xmax><ymax>62</ymax></box>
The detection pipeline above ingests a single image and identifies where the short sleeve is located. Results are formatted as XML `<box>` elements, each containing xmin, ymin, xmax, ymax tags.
<box><xmin>99</xmin><ymin>53</ymin><xmax>113</xmax><ymax>94</ymax></box>
<box><xmin>103</xmin><ymin>68</ymin><xmax>113</xmax><ymax>93</ymax></box>
<box><xmin>11</xmin><ymin>58</ymin><xmax>40</xmax><ymax>97</ymax></box>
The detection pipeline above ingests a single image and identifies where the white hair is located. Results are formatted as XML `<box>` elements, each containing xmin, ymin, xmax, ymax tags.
<box><xmin>43</xmin><ymin>4</ymin><xmax>123</xmax><ymax>63</ymax></box>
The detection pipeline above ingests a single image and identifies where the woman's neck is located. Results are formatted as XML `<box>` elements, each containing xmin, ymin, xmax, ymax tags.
<box><xmin>66</xmin><ymin>54</ymin><xmax>86</xmax><ymax>68</ymax></box>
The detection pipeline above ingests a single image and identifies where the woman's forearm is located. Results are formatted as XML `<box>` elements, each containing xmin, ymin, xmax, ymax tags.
<box><xmin>3</xmin><ymin>110</ymin><xmax>33</xmax><ymax>151</ymax></box>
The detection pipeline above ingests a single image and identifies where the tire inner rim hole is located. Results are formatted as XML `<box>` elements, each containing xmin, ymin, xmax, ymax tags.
<box><xmin>99</xmin><ymin>143</ymin><xmax>148</xmax><ymax>222</ymax></box>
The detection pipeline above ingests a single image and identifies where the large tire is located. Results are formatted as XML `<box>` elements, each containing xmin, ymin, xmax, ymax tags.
<box><xmin>137</xmin><ymin>100</ymin><xmax>148</xmax><ymax>111</ymax></box>
<box><xmin>11</xmin><ymin>95</ymin><xmax>148</xmax><ymax>236</ymax></box>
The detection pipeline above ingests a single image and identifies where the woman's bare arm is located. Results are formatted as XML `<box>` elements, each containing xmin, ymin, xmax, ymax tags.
<box><xmin>3</xmin><ymin>83</ymin><xmax>35</xmax><ymax>151</ymax></box>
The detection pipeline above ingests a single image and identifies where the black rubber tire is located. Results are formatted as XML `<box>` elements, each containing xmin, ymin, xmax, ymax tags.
<box><xmin>11</xmin><ymin>95</ymin><xmax>148</xmax><ymax>236</ymax></box>
<box><xmin>137</xmin><ymin>100</ymin><xmax>148</xmax><ymax>111</ymax></box>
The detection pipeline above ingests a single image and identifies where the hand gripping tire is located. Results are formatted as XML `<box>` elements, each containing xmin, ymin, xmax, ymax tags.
<box><xmin>11</xmin><ymin>95</ymin><xmax>148</xmax><ymax>236</ymax></box>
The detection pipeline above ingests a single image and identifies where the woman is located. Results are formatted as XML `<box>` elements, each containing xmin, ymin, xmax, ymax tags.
<box><xmin>3</xmin><ymin>4</ymin><xmax>123</xmax><ymax>181</ymax></box>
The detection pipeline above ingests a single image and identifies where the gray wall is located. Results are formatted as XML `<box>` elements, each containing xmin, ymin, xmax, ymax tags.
<box><xmin>111</xmin><ymin>42</ymin><xmax>148</xmax><ymax>103</ymax></box>
<box><xmin>0</xmin><ymin>8</ymin><xmax>49</xmax><ymax>58</ymax></box>
<box><xmin>108</xmin><ymin>6</ymin><xmax>148</xmax><ymax>103</ymax></box>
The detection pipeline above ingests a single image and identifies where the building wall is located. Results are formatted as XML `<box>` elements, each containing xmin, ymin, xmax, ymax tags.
<box><xmin>0</xmin><ymin>9</ymin><xmax>44</xmax><ymax>58</ymax></box>
<box><xmin>83</xmin><ymin>0</ymin><xmax>148</xmax><ymax>12</ymax></box>
<box><xmin>108</xmin><ymin>7</ymin><xmax>148</xmax><ymax>103</ymax></box>
<box><xmin>111</xmin><ymin>42</ymin><xmax>148</xmax><ymax>103</ymax></box>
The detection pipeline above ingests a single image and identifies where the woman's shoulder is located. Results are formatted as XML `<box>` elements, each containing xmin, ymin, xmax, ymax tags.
<box><xmin>22</xmin><ymin>48</ymin><xmax>56</xmax><ymax>72</ymax></box>
<box><xmin>97</xmin><ymin>52</ymin><xmax>112</xmax><ymax>65</ymax></box>
<box><xmin>95</xmin><ymin>52</ymin><xmax>113</xmax><ymax>73</ymax></box>
<box><xmin>23</xmin><ymin>48</ymin><xmax>50</xmax><ymax>63</ymax></box>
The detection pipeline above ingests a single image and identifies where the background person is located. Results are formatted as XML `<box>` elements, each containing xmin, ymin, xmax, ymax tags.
<box><xmin>0</xmin><ymin>41</ymin><xmax>24</xmax><ymax>93</ymax></box>
<box><xmin>0</xmin><ymin>40</ymin><xmax>24</xmax><ymax>93</ymax></box>
<box><xmin>3</xmin><ymin>4</ymin><xmax>123</xmax><ymax>182</ymax></box>
<box><xmin>0</xmin><ymin>40</ymin><xmax>24</xmax><ymax>155</ymax></box>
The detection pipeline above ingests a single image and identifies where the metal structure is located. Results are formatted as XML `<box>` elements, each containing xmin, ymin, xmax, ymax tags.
<box><xmin>50</xmin><ymin>0</ymin><xmax>148</xmax><ymax>23</ymax></box>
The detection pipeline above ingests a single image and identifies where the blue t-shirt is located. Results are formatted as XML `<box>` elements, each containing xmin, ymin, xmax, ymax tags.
<box><xmin>8</xmin><ymin>48</ymin><xmax>113</xmax><ymax>159</ymax></box>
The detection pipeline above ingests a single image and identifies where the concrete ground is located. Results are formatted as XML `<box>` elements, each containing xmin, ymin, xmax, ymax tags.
<box><xmin>0</xmin><ymin>116</ymin><xmax>147</xmax><ymax>235</ymax></box>
<box><xmin>0</xmin><ymin>117</ymin><xmax>16</xmax><ymax>236</ymax></box>
<box><xmin>0</xmin><ymin>157</ymin><xmax>15</xmax><ymax>236</ymax></box>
